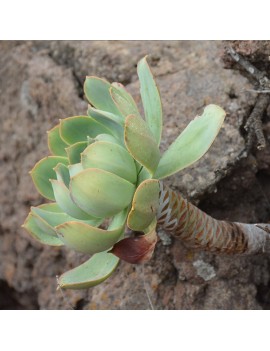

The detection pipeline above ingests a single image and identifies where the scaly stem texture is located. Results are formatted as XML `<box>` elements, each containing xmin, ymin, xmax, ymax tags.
<box><xmin>157</xmin><ymin>182</ymin><xmax>270</xmax><ymax>254</ymax></box>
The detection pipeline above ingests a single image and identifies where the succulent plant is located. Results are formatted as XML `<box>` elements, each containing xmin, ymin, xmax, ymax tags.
<box><xmin>23</xmin><ymin>56</ymin><xmax>226</xmax><ymax>289</ymax></box>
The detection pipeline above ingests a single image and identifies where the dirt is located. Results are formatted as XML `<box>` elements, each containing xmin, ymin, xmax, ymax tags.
<box><xmin>1</xmin><ymin>40</ymin><xmax>270</xmax><ymax>309</ymax></box>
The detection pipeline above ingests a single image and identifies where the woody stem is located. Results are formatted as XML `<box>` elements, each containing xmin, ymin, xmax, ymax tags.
<box><xmin>157</xmin><ymin>182</ymin><xmax>270</xmax><ymax>254</ymax></box>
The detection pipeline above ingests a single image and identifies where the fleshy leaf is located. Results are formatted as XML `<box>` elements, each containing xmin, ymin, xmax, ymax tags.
<box><xmin>137</xmin><ymin>56</ymin><xmax>163</xmax><ymax>145</ymax></box>
<box><xmin>54</xmin><ymin>163</ymin><xmax>70</xmax><ymax>187</ymax></box>
<box><xmin>34</xmin><ymin>202</ymin><xmax>102</xmax><ymax>228</ymax></box>
<box><xmin>37</xmin><ymin>203</ymin><xmax>63</xmax><ymax>212</ymax></box>
<box><xmin>31</xmin><ymin>210</ymin><xmax>58</xmax><ymax>237</ymax></box>
<box><xmin>124</xmin><ymin>114</ymin><xmax>160</xmax><ymax>174</ymax></box>
<box><xmin>127</xmin><ymin>179</ymin><xmax>159</xmax><ymax>231</ymax></box>
<box><xmin>30</xmin><ymin>156</ymin><xmax>69</xmax><ymax>200</ymax></box>
<box><xmin>87</xmin><ymin>106</ymin><xmax>124</xmax><ymax>139</ymax></box>
<box><xmin>31</xmin><ymin>206</ymin><xmax>84</xmax><ymax>228</ymax></box>
<box><xmin>66</xmin><ymin>141</ymin><xmax>88</xmax><ymax>164</ymax></box>
<box><xmin>59</xmin><ymin>116</ymin><xmax>111</xmax><ymax>145</ymax></box>
<box><xmin>81</xmin><ymin>141</ymin><xmax>137</xmax><ymax>184</ymax></box>
<box><xmin>29</xmin><ymin>205</ymin><xmax>102</xmax><ymax>243</ymax></box>
<box><xmin>58</xmin><ymin>252</ymin><xmax>119</xmax><ymax>289</ymax></box>
<box><xmin>47</xmin><ymin>124</ymin><xmax>69</xmax><ymax>156</ymax></box>
<box><xmin>94</xmin><ymin>133</ymin><xmax>121</xmax><ymax>145</ymax></box>
<box><xmin>154</xmin><ymin>104</ymin><xmax>226</xmax><ymax>179</ymax></box>
<box><xmin>70</xmin><ymin>168</ymin><xmax>135</xmax><ymax>218</ymax></box>
<box><xmin>137</xmin><ymin>167</ymin><xmax>151</xmax><ymax>184</ymax></box>
<box><xmin>22</xmin><ymin>212</ymin><xmax>63</xmax><ymax>246</ymax></box>
<box><xmin>110</xmin><ymin>83</ymin><xmax>141</xmax><ymax>118</ymax></box>
<box><xmin>56</xmin><ymin>209</ymin><xmax>127</xmax><ymax>254</ymax></box>
<box><xmin>68</xmin><ymin>163</ymin><xmax>84</xmax><ymax>177</ymax></box>
<box><xmin>110</xmin><ymin>220</ymin><xmax>157</xmax><ymax>264</ymax></box>
<box><xmin>84</xmin><ymin>77</ymin><xmax>124</xmax><ymax>119</ymax></box>
<box><xmin>51</xmin><ymin>179</ymin><xmax>100</xmax><ymax>222</ymax></box>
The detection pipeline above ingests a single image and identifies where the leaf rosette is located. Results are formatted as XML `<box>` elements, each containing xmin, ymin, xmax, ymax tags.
<box><xmin>23</xmin><ymin>56</ymin><xmax>226</xmax><ymax>289</ymax></box>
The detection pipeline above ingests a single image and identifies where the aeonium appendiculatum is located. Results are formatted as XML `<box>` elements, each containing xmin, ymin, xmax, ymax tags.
<box><xmin>22</xmin><ymin>56</ymin><xmax>226</xmax><ymax>289</ymax></box>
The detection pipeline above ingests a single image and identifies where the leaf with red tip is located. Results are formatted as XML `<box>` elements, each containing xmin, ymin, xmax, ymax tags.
<box><xmin>110</xmin><ymin>83</ymin><xmax>141</xmax><ymax>119</ymax></box>
<box><xmin>127</xmin><ymin>179</ymin><xmax>159</xmax><ymax>231</ymax></box>
<box><xmin>124</xmin><ymin>114</ymin><xmax>160</xmax><ymax>175</ymax></box>
<box><xmin>110</xmin><ymin>222</ymin><xmax>157</xmax><ymax>264</ymax></box>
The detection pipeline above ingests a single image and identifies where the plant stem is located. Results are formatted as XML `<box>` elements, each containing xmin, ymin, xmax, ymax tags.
<box><xmin>157</xmin><ymin>182</ymin><xmax>270</xmax><ymax>254</ymax></box>
<box><xmin>245</xmin><ymin>93</ymin><xmax>270</xmax><ymax>151</ymax></box>
<box><xmin>227</xmin><ymin>46</ymin><xmax>270</xmax><ymax>90</ymax></box>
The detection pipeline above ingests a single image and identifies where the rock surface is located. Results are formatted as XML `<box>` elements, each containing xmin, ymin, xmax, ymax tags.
<box><xmin>1</xmin><ymin>40</ymin><xmax>270</xmax><ymax>309</ymax></box>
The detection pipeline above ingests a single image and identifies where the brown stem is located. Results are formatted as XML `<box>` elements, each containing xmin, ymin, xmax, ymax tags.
<box><xmin>227</xmin><ymin>46</ymin><xmax>270</xmax><ymax>151</ymax></box>
<box><xmin>157</xmin><ymin>182</ymin><xmax>270</xmax><ymax>255</ymax></box>
<box><xmin>245</xmin><ymin>93</ymin><xmax>270</xmax><ymax>150</ymax></box>
<box><xmin>227</xmin><ymin>46</ymin><xmax>270</xmax><ymax>90</ymax></box>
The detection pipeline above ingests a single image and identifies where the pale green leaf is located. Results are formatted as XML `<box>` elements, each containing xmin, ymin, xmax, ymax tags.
<box><xmin>51</xmin><ymin>179</ymin><xmax>101</xmax><ymax>222</ymax></box>
<box><xmin>59</xmin><ymin>116</ymin><xmax>111</xmax><ymax>145</ymax></box>
<box><xmin>137</xmin><ymin>167</ymin><xmax>151</xmax><ymax>184</ymax></box>
<box><xmin>56</xmin><ymin>209</ymin><xmax>127</xmax><ymax>254</ymax></box>
<box><xmin>30</xmin><ymin>156</ymin><xmax>69</xmax><ymax>200</ymax></box>
<box><xmin>70</xmin><ymin>168</ymin><xmax>135</xmax><ymax>218</ymax></box>
<box><xmin>58</xmin><ymin>252</ymin><xmax>119</xmax><ymax>289</ymax></box>
<box><xmin>37</xmin><ymin>203</ymin><xmax>63</xmax><ymax>212</ymax></box>
<box><xmin>22</xmin><ymin>212</ymin><xmax>63</xmax><ymax>246</ymax></box>
<box><xmin>54</xmin><ymin>163</ymin><xmax>70</xmax><ymax>187</ymax></box>
<box><xmin>84</xmin><ymin>77</ymin><xmax>124</xmax><ymax>119</ymax></box>
<box><xmin>66</xmin><ymin>141</ymin><xmax>88</xmax><ymax>164</ymax></box>
<box><xmin>154</xmin><ymin>104</ymin><xmax>226</xmax><ymax>179</ymax></box>
<box><xmin>94</xmin><ymin>133</ymin><xmax>122</xmax><ymax>145</ymax></box>
<box><xmin>68</xmin><ymin>163</ymin><xmax>84</xmax><ymax>178</ymax></box>
<box><xmin>127</xmin><ymin>179</ymin><xmax>159</xmax><ymax>231</ymax></box>
<box><xmin>110</xmin><ymin>83</ymin><xmax>141</xmax><ymax>118</ymax></box>
<box><xmin>87</xmin><ymin>106</ymin><xmax>124</xmax><ymax>140</ymax></box>
<box><xmin>31</xmin><ymin>206</ymin><xmax>75</xmax><ymax>236</ymax></box>
<box><xmin>137</xmin><ymin>56</ymin><xmax>163</xmax><ymax>145</ymax></box>
<box><xmin>81</xmin><ymin>141</ymin><xmax>137</xmax><ymax>184</ymax></box>
<box><xmin>124</xmin><ymin>114</ymin><xmax>160</xmax><ymax>175</ymax></box>
<box><xmin>47</xmin><ymin>124</ymin><xmax>69</xmax><ymax>157</ymax></box>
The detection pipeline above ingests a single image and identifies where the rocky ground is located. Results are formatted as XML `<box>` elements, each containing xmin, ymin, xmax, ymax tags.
<box><xmin>1</xmin><ymin>40</ymin><xmax>270</xmax><ymax>309</ymax></box>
